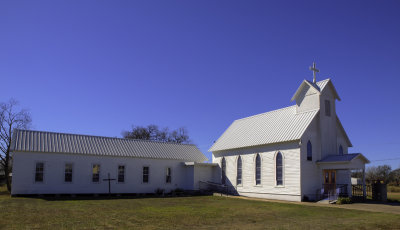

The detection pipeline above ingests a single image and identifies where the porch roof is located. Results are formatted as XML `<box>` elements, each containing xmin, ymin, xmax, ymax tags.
<box><xmin>316</xmin><ymin>153</ymin><xmax>370</xmax><ymax>170</ymax></box>
<box><xmin>317</xmin><ymin>153</ymin><xmax>370</xmax><ymax>164</ymax></box>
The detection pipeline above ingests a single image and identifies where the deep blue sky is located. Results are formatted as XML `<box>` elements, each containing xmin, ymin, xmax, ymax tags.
<box><xmin>1</xmin><ymin>1</ymin><xmax>399</xmax><ymax>168</ymax></box>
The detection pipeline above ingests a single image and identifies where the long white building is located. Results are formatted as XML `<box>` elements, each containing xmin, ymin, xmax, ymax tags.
<box><xmin>11</xmin><ymin>131</ymin><xmax>218</xmax><ymax>195</ymax></box>
<box><xmin>11</xmin><ymin>74</ymin><xmax>370</xmax><ymax>202</ymax></box>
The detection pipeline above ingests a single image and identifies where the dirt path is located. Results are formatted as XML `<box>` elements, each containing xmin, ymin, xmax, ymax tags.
<box><xmin>215</xmin><ymin>194</ymin><xmax>400</xmax><ymax>215</ymax></box>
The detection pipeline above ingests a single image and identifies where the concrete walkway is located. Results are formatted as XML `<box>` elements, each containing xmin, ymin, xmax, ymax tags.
<box><xmin>214</xmin><ymin>194</ymin><xmax>400</xmax><ymax>215</ymax></box>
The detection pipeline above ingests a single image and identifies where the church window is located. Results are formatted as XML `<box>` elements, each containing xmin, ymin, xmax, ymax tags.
<box><xmin>307</xmin><ymin>140</ymin><xmax>312</xmax><ymax>161</ymax></box>
<box><xmin>255</xmin><ymin>154</ymin><xmax>261</xmax><ymax>185</ymax></box>
<box><xmin>325</xmin><ymin>100</ymin><xmax>331</xmax><ymax>117</ymax></box>
<box><xmin>276</xmin><ymin>152</ymin><xmax>283</xmax><ymax>186</ymax></box>
<box><xmin>64</xmin><ymin>163</ymin><xmax>73</xmax><ymax>183</ymax></box>
<box><xmin>221</xmin><ymin>157</ymin><xmax>226</xmax><ymax>185</ymax></box>
<box><xmin>118</xmin><ymin>165</ymin><xmax>125</xmax><ymax>183</ymax></box>
<box><xmin>143</xmin><ymin>166</ymin><xmax>149</xmax><ymax>183</ymax></box>
<box><xmin>339</xmin><ymin>145</ymin><xmax>344</xmax><ymax>155</ymax></box>
<box><xmin>237</xmin><ymin>156</ymin><xmax>242</xmax><ymax>185</ymax></box>
<box><xmin>35</xmin><ymin>162</ymin><xmax>44</xmax><ymax>182</ymax></box>
<box><xmin>166</xmin><ymin>167</ymin><xmax>172</xmax><ymax>183</ymax></box>
<box><xmin>92</xmin><ymin>164</ymin><xmax>100</xmax><ymax>182</ymax></box>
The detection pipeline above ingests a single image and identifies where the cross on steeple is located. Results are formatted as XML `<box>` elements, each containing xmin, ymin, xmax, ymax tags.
<box><xmin>309</xmin><ymin>62</ymin><xmax>319</xmax><ymax>83</ymax></box>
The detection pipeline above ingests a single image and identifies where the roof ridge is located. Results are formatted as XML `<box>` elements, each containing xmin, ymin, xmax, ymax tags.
<box><xmin>15</xmin><ymin>129</ymin><xmax>196</xmax><ymax>147</ymax></box>
<box><xmin>316</xmin><ymin>78</ymin><xmax>330</xmax><ymax>83</ymax></box>
<box><xmin>234</xmin><ymin>105</ymin><xmax>296</xmax><ymax>122</ymax></box>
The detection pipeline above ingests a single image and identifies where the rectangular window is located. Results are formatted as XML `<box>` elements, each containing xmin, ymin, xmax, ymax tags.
<box><xmin>118</xmin><ymin>165</ymin><xmax>125</xmax><ymax>183</ymax></box>
<box><xmin>35</xmin><ymin>162</ymin><xmax>44</xmax><ymax>182</ymax></box>
<box><xmin>166</xmin><ymin>167</ymin><xmax>171</xmax><ymax>183</ymax></box>
<box><xmin>325</xmin><ymin>100</ymin><xmax>331</xmax><ymax>117</ymax></box>
<box><xmin>143</xmin><ymin>166</ymin><xmax>149</xmax><ymax>183</ymax></box>
<box><xmin>64</xmin><ymin>163</ymin><xmax>73</xmax><ymax>182</ymax></box>
<box><xmin>92</xmin><ymin>164</ymin><xmax>100</xmax><ymax>182</ymax></box>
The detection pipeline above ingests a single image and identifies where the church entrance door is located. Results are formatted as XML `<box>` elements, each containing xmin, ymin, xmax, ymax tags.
<box><xmin>323</xmin><ymin>170</ymin><xmax>336</xmax><ymax>194</ymax></box>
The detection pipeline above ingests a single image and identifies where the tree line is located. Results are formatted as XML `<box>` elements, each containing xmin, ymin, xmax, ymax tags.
<box><xmin>122</xmin><ymin>125</ymin><xmax>191</xmax><ymax>144</ymax></box>
<box><xmin>352</xmin><ymin>165</ymin><xmax>400</xmax><ymax>185</ymax></box>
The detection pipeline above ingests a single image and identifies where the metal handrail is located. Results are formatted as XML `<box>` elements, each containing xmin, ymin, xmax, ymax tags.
<box><xmin>319</xmin><ymin>184</ymin><xmax>349</xmax><ymax>202</ymax></box>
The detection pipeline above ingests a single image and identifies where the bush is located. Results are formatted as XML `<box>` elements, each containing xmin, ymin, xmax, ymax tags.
<box><xmin>172</xmin><ymin>188</ymin><xmax>184</xmax><ymax>196</ymax></box>
<box><xmin>337</xmin><ymin>197</ymin><xmax>352</xmax><ymax>204</ymax></box>
<box><xmin>155</xmin><ymin>188</ymin><xmax>164</xmax><ymax>196</ymax></box>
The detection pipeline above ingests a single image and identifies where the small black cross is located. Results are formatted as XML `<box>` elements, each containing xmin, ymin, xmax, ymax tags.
<box><xmin>103</xmin><ymin>173</ymin><xmax>116</xmax><ymax>196</ymax></box>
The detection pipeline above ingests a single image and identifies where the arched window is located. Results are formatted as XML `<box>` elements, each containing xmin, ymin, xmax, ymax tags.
<box><xmin>307</xmin><ymin>140</ymin><xmax>312</xmax><ymax>161</ymax></box>
<box><xmin>339</xmin><ymin>145</ymin><xmax>343</xmax><ymax>155</ymax></box>
<box><xmin>276</xmin><ymin>152</ymin><xmax>283</xmax><ymax>186</ymax></box>
<box><xmin>237</xmin><ymin>156</ymin><xmax>242</xmax><ymax>185</ymax></box>
<box><xmin>255</xmin><ymin>154</ymin><xmax>261</xmax><ymax>185</ymax></box>
<box><xmin>221</xmin><ymin>157</ymin><xmax>226</xmax><ymax>185</ymax></box>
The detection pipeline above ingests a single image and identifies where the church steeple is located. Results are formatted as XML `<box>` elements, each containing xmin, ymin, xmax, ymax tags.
<box><xmin>309</xmin><ymin>62</ymin><xmax>319</xmax><ymax>83</ymax></box>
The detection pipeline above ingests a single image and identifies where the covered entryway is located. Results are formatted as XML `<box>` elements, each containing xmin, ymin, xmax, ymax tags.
<box><xmin>317</xmin><ymin>153</ymin><xmax>370</xmax><ymax>202</ymax></box>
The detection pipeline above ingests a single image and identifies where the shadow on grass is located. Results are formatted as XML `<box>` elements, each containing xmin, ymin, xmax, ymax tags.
<box><xmin>13</xmin><ymin>192</ymin><xmax>215</xmax><ymax>201</ymax></box>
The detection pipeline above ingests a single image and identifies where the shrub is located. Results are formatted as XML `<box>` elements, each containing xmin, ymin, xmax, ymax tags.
<box><xmin>172</xmin><ymin>188</ymin><xmax>184</xmax><ymax>196</ymax></box>
<box><xmin>155</xmin><ymin>188</ymin><xmax>164</xmax><ymax>196</ymax></box>
<box><xmin>337</xmin><ymin>197</ymin><xmax>352</xmax><ymax>204</ymax></box>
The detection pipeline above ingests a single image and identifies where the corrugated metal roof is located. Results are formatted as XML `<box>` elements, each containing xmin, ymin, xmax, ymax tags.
<box><xmin>291</xmin><ymin>79</ymin><xmax>341</xmax><ymax>101</ymax></box>
<box><xmin>315</xmin><ymin>79</ymin><xmax>330</xmax><ymax>91</ymax></box>
<box><xmin>209</xmin><ymin>106</ymin><xmax>319</xmax><ymax>152</ymax></box>
<box><xmin>317</xmin><ymin>153</ymin><xmax>370</xmax><ymax>163</ymax></box>
<box><xmin>11</xmin><ymin>129</ymin><xmax>208</xmax><ymax>162</ymax></box>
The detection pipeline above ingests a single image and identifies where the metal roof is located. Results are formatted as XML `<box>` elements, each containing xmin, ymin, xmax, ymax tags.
<box><xmin>317</xmin><ymin>153</ymin><xmax>370</xmax><ymax>164</ymax></box>
<box><xmin>315</xmin><ymin>79</ymin><xmax>330</xmax><ymax>91</ymax></box>
<box><xmin>11</xmin><ymin>129</ymin><xmax>208</xmax><ymax>162</ymax></box>
<box><xmin>291</xmin><ymin>79</ymin><xmax>341</xmax><ymax>102</ymax></box>
<box><xmin>209</xmin><ymin>106</ymin><xmax>319</xmax><ymax>152</ymax></box>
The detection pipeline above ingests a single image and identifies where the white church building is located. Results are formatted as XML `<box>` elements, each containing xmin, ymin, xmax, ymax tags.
<box><xmin>11</xmin><ymin>68</ymin><xmax>369</xmax><ymax>202</ymax></box>
<box><xmin>209</xmin><ymin>76</ymin><xmax>370</xmax><ymax>201</ymax></box>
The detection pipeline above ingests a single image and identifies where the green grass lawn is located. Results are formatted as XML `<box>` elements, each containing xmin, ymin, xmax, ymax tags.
<box><xmin>388</xmin><ymin>192</ymin><xmax>400</xmax><ymax>202</ymax></box>
<box><xmin>388</xmin><ymin>186</ymin><xmax>400</xmax><ymax>202</ymax></box>
<box><xmin>0</xmin><ymin>187</ymin><xmax>399</xmax><ymax>229</ymax></box>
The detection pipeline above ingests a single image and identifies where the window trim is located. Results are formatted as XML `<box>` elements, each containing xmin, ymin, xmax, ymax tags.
<box><xmin>91</xmin><ymin>163</ymin><xmax>101</xmax><ymax>184</ymax></box>
<box><xmin>275</xmin><ymin>151</ymin><xmax>285</xmax><ymax>187</ymax></box>
<box><xmin>64</xmin><ymin>162</ymin><xmax>74</xmax><ymax>184</ymax></box>
<box><xmin>117</xmin><ymin>164</ymin><xmax>126</xmax><ymax>184</ymax></box>
<box><xmin>142</xmin><ymin>166</ymin><xmax>150</xmax><ymax>184</ymax></box>
<box><xmin>34</xmin><ymin>161</ymin><xmax>45</xmax><ymax>184</ymax></box>
<box><xmin>254</xmin><ymin>153</ymin><xmax>262</xmax><ymax>186</ymax></box>
<box><xmin>236</xmin><ymin>155</ymin><xmax>243</xmax><ymax>186</ymax></box>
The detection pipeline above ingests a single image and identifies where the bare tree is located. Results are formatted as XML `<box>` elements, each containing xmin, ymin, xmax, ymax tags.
<box><xmin>365</xmin><ymin>165</ymin><xmax>392</xmax><ymax>184</ymax></box>
<box><xmin>389</xmin><ymin>168</ymin><xmax>400</xmax><ymax>186</ymax></box>
<box><xmin>123</xmin><ymin>125</ymin><xmax>191</xmax><ymax>144</ymax></box>
<box><xmin>0</xmin><ymin>99</ymin><xmax>31</xmax><ymax>192</ymax></box>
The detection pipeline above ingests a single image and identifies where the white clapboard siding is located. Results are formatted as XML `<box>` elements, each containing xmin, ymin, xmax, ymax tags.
<box><xmin>11</xmin><ymin>152</ymin><xmax>197</xmax><ymax>195</ymax></box>
<box><xmin>213</xmin><ymin>142</ymin><xmax>301</xmax><ymax>201</ymax></box>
